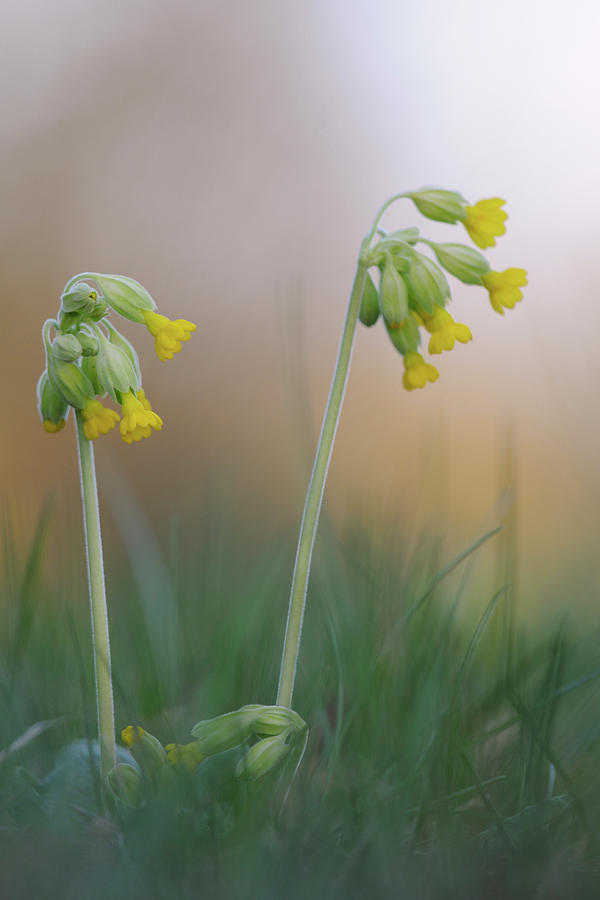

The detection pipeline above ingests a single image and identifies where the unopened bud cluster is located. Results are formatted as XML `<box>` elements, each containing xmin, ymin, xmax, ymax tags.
<box><xmin>358</xmin><ymin>189</ymin><xmax>527</xmax><ymax>391</ymax></box>
<box><xmin>107</xmin><ymin>704</ymin><xmax>307</xmax><ymax>804</ymax></box>
<box><xmin>37</xmin><ymin>273</ymin><xmax>196</xmax><ymax>441</ymax></box>
<box><xmin>167</xmin><ymin>704</ymin><xmax>308</xmax><ymax>781</ymax></box>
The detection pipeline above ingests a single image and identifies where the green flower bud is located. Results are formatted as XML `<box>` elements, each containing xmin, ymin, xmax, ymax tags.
<box><xmin>252</xmin><ymin>706</ymin><xmax>306</xmax><ymax>737</ymax></box>
<box><xmin>121</xmin><ymin>726</ymin><xmax>168</xmax><ymax>778</ymax></box>
<box><xmin>235</xmin><ymin>730</ymin><xmax>295</xmax><ymax>781</ymax></box>
<box><xmin>105</xmin><ymin>322</ymin><xmax>141</xmax><ymax>385</ymax></box>
<box><xmin>96</xmin><ymin>333</ymin><xmax>139</xmax><ymax>400</ymax></box>
<box><xmin>379</xmin><ymin>258</ymin><xmax>409</xmax><ymax>325</ymax></box>
<box><xmin>77</xmin><ymin>332</ymin><xmax>99</xmax><ymax>357</ymax></box>
<box><xmin>359</xmin><ymin>273</ymin><xmax>380</xmax><ymax>327</ymax></box>
<box><xmin>385</xmin><ymin>314</ymin><xmax>421</xmax><ymax>356</ymax></box>
<box><xmin>107</xmin><ymin>763</ymin><xmax>144</xmax><ymax>808</ymax></box>
<box><xmin>384</xmin><ymin>226</ymin><xmax>420</xmax><ymax>246</ymax></box>
<box><xmin>50</xmin><ymin>333</ymin><xmax>82</xmax><ymax>362</ymax></box>
<box><xmin>88</xmin><ymin>299</ymin><xmax>109</xmax><ymax>322</ymax></box>
<box><xmin>47</xmin><ymin>356</ymin><xmax>94</xmax><ymax>409</ymax></box>
<box><xmin>61</xmin><ymin>281</ymin><xmax>97</xmax><ymax>314</ymax></box>
<box><xmin>57</xmin><ymin>310</ymin><xmax>82</xmax><ymax>331</ymax></box>
<box><xmin>431</xmin><ymin>243</ymin><xmax>490</xmax><ymax>285</ymax></box>
<box><xmin>37</xmin><ymin>370</ymin><xmax>69</xmax><ymax>429</ymax></box>
<box><xmin>191</xmin><ymin>705</ymin><xmax>265</xmax><ymax>756</ymax></box>
<box><xmin>81</xmin><ymin>355</ymin><xmax>103</xmax><ymax>395</ymax></box>
<box><xmin>406</xmin><ymin>188</ymin><xmax>466</xmax><ymax>224</ymax></box>
<box><xmin>405</xmin><ymin>252</ymin><xmax>449</xmax><ymax>315</ymax></box>
<box><xmin>89</xmin><ymin>274</ymin><xmax>157</xmax><ymax>324</ymax></box>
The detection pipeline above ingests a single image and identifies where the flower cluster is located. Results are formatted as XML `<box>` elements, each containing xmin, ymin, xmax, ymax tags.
<box><xmin>37</xmin><ymin>273</ymin><xmax>196</xmax><ymax>441</ymax></box>
<box><xmin>358</xmin><ymin>188</ymin><xmax>527</xmax><ymax>390</ymax></box>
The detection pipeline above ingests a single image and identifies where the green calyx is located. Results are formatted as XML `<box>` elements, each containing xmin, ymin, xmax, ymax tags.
<box><xmin>406</xmin><ymin>188</ymin><xmax>467</xmax><ymax>224</ymax></box>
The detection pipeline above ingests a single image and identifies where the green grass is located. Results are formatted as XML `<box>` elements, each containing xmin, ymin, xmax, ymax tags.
<box><xmin>1</xmin><ymin>501</ymin><xmax>600</xmax><ymax>899</ymax></box>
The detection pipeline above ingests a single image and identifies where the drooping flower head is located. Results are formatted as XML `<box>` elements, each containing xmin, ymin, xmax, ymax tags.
<box><xmin>38</xmin><ymin>272</ymin><xmax>195</xmax><ymax>441</ymax></box>
<box><xmin>355</xmin><ymin>187</ymin><xmax>526</xmax><ymax>391</ymax></box>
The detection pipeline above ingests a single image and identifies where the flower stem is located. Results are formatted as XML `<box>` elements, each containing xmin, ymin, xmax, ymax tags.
<box><xmin>75</xmin><ymin>410</ymin><xmax>116</xmax><ymax>785</ymax></box>
<box><xmin>276</xmin><ymin>257</ymin><xmax>368</xmax><ymax>708</ymax></box>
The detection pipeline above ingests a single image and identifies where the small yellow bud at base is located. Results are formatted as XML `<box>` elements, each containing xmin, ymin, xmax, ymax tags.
<box><xmin>121</xmin><ymin>725</ymin><xmax>145</xmax><ymax>747</ymax></box>
<box><xmin>43</xmin><ymin>419</ymin><xmax>66</xmax><ymax>433</ymax></box>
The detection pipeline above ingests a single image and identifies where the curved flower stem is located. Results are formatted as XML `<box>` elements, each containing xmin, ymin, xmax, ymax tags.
<box><xmin>75</xmin><ymin>410</ymin><xmax>116</xmax><ymax>786</ymax></box>
<box><xmin>276</xmin><ymin>257</ymin><xmax>368</xmax><ymax>708</ymax></box>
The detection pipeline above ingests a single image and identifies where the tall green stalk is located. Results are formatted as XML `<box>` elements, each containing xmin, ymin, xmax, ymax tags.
<box><xmin>276</xmin><ymin>258</ymin><xmax>368</xmax><ymax>708</ymax></box>
<box><xmin>75</xmin><ymin>410</ymin><xmax>116</xmax><ymax>784</ymax></box>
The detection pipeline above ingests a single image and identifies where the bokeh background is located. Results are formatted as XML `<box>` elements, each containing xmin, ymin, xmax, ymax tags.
<box><xmin>2</xmin><ymin>0</ymin><xmax>599</xmax><ymax>620</ymax></box>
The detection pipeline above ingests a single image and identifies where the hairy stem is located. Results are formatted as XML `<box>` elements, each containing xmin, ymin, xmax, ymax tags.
<box><xmin>75</xmin><ymin>410</ymin><xmax>116</xmax><ymax>785</ymax></box>
<box><xmin>276</xmin><ymin>258</ymin><xmax>368</xmax><ymax>708</ymax></box>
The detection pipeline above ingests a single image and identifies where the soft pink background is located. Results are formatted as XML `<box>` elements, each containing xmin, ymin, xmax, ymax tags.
<box><xmin>2</xmin><ymin>0</ymin><xmax>599</xmax><ymax>615</ymax></box>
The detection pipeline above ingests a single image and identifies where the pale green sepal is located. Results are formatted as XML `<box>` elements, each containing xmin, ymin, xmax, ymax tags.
<box><xmin>60</xmin><ymin>281</ymin><xmax>97</xmax><ymax>314</ymax></box>
<box><xmin>105</xmin><ymin>322</ymin><xmax>142</xmax><ymax>386</ymax></box>
<box><xmin>122</xmin><ymin>727</ymin><xmax>169</xmax><ymax>779</ymax></box>
<box><xmin>77</xmin><ymin>332</ymin><xmax>99</xmax><ymax>357</ymax></box>
<box><xmin>431</xmin><ymin>242</ymin><xmax>490</xmax><ymax>284</ymax></box>
<box><xmin>51</xmin><ymin>333</ymin><xmax>82</xmax><ymax>362</ymax></box>
<box><xmin>96</xmin><ymin>334</ymin><xmax>139</xmax><ymax>400</ymax></box>
<box><xmin>379</xmin><ymin>258</ymin><xmax>409</xmax><ymax>325</ymax></box>
<box><xmin>252</xmin><ymin>706</ymin><xmax>306</xmax><ymax>737</ymax></box>
<box><xmin>47</xmin><ymin>356</ymin><xmax>94</xmax><ymax>409</ymax></box>
<box><xmin>81</xmin><ymin>356</ymin><xmax>103</xmax><ymax>396</ymax></box>
<box><xmin>406</xmin><ymin>252</ymin><xmax>448</xmax><ymax>315</ymax></box>
<box><xmin>107</xmin><ymin>763</ymin><xmax>144</xmax><ymax>808</ymax></box>
<box><xmin>407</xmin><ymin>188</ymin><xmax>466</xmax><ymax>224</ymax></box>
<box><xmin>358</xmin><ymin>273</ymin><xmax>380</xmax><ymax>326</ymax></box>
<box><xmin>90</xmin><ymin>274</ymin><xmax>157</xmax><ymax>324</ymax></box>
<box><xmin>234</xmin><ymin>730</ymin><xmax>294</xmax><ymax>781</ymax></box>
<box><xmin>191</xmin><ymin>705</ymin><xmax>264</xmax><ymax>755</ymax></box>
<box><xmin>37</xmin><ymin>370</ymin><xmax>68</xmax><ymax>425</ymax></box>
<box><xmin>384</xmin><ymin>315</ymin><xmax>421</xmax><ymax>356</ymax></box>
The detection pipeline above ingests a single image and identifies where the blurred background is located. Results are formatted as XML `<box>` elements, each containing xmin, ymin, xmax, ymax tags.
<box><xmin>2</xmin><ymin>0</ymin><xmax>599</xmax><ymax>620</ymax></box>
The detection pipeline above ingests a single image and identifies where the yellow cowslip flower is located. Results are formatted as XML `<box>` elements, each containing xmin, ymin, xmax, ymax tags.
<box><xmin>481</xmin><ymin>268</ymin><xmax>527</xmax><ymax>315</ymax></box>
<box><xmin>120</xmin><ymin>391</ymin><xmax>163</xmax><ymax>444</ymax></box>
<box><xmin>121</xmin><ymin>725</ymin><xmax>145</xmax><ymax>747</ymax></box>
<box><xmin>142</xmin><ymin>310</ymin><xmax>196</xmax><ymax>362</ymax></box>
<box><xmin>165</xmin><ymin>741</ymin><xmax>205</xmax><ymax>773</ymax></box>
<box><xmin>423</xmin><ymin>308</ymin><xmax>472</xmax><ymax>355</ymax></box>
<box><xmin>43</xmin><ymin>419</ymin><xmax>66</xmax><ymax>433</ymax></box>
<box><xmin>463</xmin><ymin>198</ymin><xmax>507</xmax><ymax>249</ymax></box>
<box><xmin>81</xmin><ymin>398</ymin><xmax>120</xmax><ymax>440</ymax></box>
<box><xmin>402</xmin><ymin>351</ymin><xmax>440</xmax><ymax>391</ymax></box>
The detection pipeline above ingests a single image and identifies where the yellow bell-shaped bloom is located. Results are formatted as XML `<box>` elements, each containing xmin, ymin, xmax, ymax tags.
<box><xmin>402</xmin><ymin>351</ymin><xmax>439</xmax><ymax>391</ymax></box>
<box><xmin>423</xmin><ymin>308</ymin><xmax>472</xmax><ymax>355</ymax></box>
<box><xmin>463</xmin><ymin>198</ymin><xmax>507</xmax><ymax>249</ymax></box>
<box><xmin>119</xmin><ymin>391</ymin><xmax>163</xmax><ymax>444</ymax></box>
<box><xmin>81</xmin><ymin>398</ymin><xmax>120</xmax><ymax>440</ymax></box>
<box><xmin>481</xmin><ymin>268</ymin><xmax>527</xmax><ymax>315</ymax></box>
<box><xmin>142</xmin><ymin>310</ymin><xmax>196</xmax><ymax>362</ymax></box>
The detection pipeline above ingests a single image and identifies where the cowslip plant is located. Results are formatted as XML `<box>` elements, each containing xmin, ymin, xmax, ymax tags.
<box><xmin>37</xmin><ymin>273</ymin><xmax>196</xmax><ymax>790</ymax></box>
<box><xmin>117</xmin><ymin>187</ymin><xmax>526</xmax><ymax>799</ymax></box>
